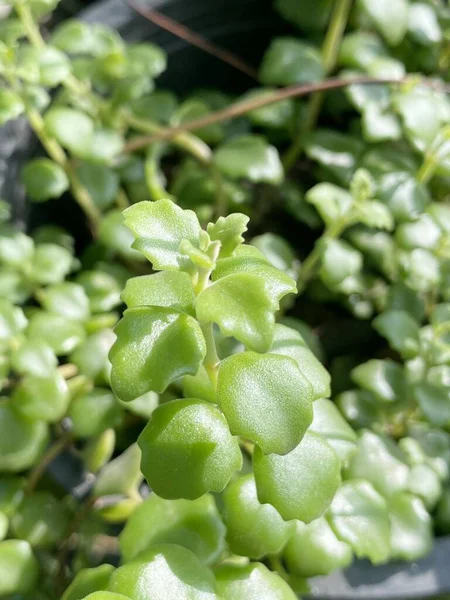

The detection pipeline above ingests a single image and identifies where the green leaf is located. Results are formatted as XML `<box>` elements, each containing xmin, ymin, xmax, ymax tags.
<box><xmin>344</xmin><ymin>76</ymin><xmax>391</xmax><ymax>112</ymax></box>
<box><xmin>373</xmin><ymin>310</ymin><xmax>420</xmax><ymax>358</ymax></box>
<box><xmin>68</xmin><ymin>388</ymin><xmax>121</xmax><ymax>438</ymax></box>
<box><xmin>389</xmin><ymin>493</ymin><xmax>432</xmax><ymax>560</ymax></box>
<box><xmin>217</xmin><ymin>351</ymin><xmax>312</xmax><ymax>454</ymax></box>
<box><xmin>123</xmin><ymin>199</ymin><xmax>201</xmax><ymax>270</ymax></box>
<box><xmin>216</xmin><ymin>563</ymin><xmax>297</xmax><ymax>600</ymax></box>
<box><xmin>0</xmin><ymin>89</ymin><xmax>24</xmax><ymax>125</ymax></box>
<box><xmin>76</xmin><ymin>270</ymin><xmax>122</xmax><ymax>313</ymax></box>
<box><xmin>61</xmin><ymin>565</ymin><xmax>115</xmax><ymax>600</ymax></box>
<box><xmin>320</xmin><ymin>239</ymin><xmax>363</xmax><ymax>290</ymax></box>
<box><xmin>0</xmin><ymin>477</ymin><xmax>25</xmax><ymax>517</ymax></box>
<box><xmin>253</xmin><ymin>432</ymin><xmax>341</xmax><ymax>522</ymax></box>
<box><xmin>122</xmin><ymin>272</ymin><xmax>195</xmax><ymax>314</ymax></box>
<box><xmin>120</xmin><ymin>493</ymin><xmax>225</xmax><ymax>565</ymax></box>
<box><xmin>27</xmin><ymin>311</ymin><xmax>86</xmax><ymax>355</ymax></box>
<box><xmin>0</xmin><ymin>403</ymin><xmax>47</xmax><ymax>472</ymax></box>
<box><xmin>377</xmin><ymin>172</ymin><xmax>429</xmax><ymax>222</ymax></box>
<box><xmin>346</xmin><ymin>431</ymin><xmax>409</xmax><ymax>497</ymax></box>
<box><xmin>0</xmin><ymin>300</ymin><xmax>27</xmax><ymax>346</ymax></box>
<box><xmin>362</xmin><ymin>106</ymin><xmax>401</xmax><ymax>143</ymax></box>
<box><xmin>406</xmin><ymin>463</ymin><xmax>441</xmax><ymax>509</ymax></box>
<box><xmin>275</xmin><ymin>0</ymin><xmax>333</xmax><ymax>31</ymax></box>
<box><xmin>328</xmin><ymin>480</ymin><xmax>391</xmax><ymax>564</ymax></box>
<box><xmin>400</xmin><ymin>248</ymin><xmax>440</xmax><ymax>293</ymax></box>
<box><xmin>351</xmin><ymin>359</ymin><xmax>406</xmax><ymax>402</ymax></box>
<box><xmin>173</xmin><ymin>99</ymin><xmax>224</xmax><ymax>145</ymax></box>
<box><xmin>269</xmin><ymin>324</ymin><xmax>330</xmax><ymax>401</ymax></box>
<box><xmin>283</xmin><ymin>518</ymin><xmax>353</xmax><ymax>578</ymax></box>
<box><xmin>412</xmin><ymin>382</ymin><xmax>450</xmax><ymax>427</ymax></box>
<box><xmin>31</xmin><ymin>243</ymin><xmax>74</xmax><ymax>285</ymax></box>
<box><xmin>110</xmin><ymin>307</ymin><xmax>206</xmax><ymax>402</ymax></box>
<box><xmin>339</xmin><ymin>32</ymin><xmax>387</xmax><ymax>69</ymax></box>
<box><xmin>80</xmin><ymin>129</ymin><xmax>124</xmax><ymax>163</ymax></box>
<box><xmin>214</xmin><ymin>135</ymin><xmax>284</xmax><ymax>185</ymax></box>
<box><xmin>305</xmin><ymin>183</ymin><xmax>353</xmax><ymax>226</ymax></box>
<box><xmin>131</xmin><ymin>91</ymin><xmax>179</xmax><ymax>124</ymax></box>
<box><xmin>354</xmin><ymin>198</ymin><xmax>394</xmax><ymax>230</ymax></box>
<box><xmin>207</xmin><ymin>214</ymin><xmax>249</xmax><ymax>258</ymax></box>
<box><xmin>39</xmin><ymin>282</ymin><xmax>90</xmax><ymax>321</ymax></box>
<box><xmin>259</xmin><ymin>37</ymin><xmax>323</xmax><ymax>85</ymax></box>
<box><xmin>83</xmin><ymin>594</ymin><xmax>130</xmax><ymax>600</ymax></box>
<box><xmin>126</xmin><ymin>42</ymin><xmax>167</xmax><ymax>79</ymax></box>
<box><xmin>36</xmin><ymin>46</ymin><xmax>71</xmax><ymax>87</ymax></box>
<box><xmin>223</xmin><ymin>474</ymin><xmax>293</xmax><ymax>559</ymax></box>
<box><xmin>408</xmin><ymin>3</ymin><xmax>442</xmax><ymax>45</ymax></box>
<box><xmin>0</xmin><ymin>227</ymin><xmax>34</xmax><ymax>268</ymax></box>
<box><xmin>44</xmin><ymin>107</ymin><xmax>94</xmax><ymax>155</ymax></box>
<box><xmin>22</xmin><ymin>159</ymin><xmax>69</xmax><ymax>203</ymax></box>
<box><xmin>386</xmin><ymin>282</ymin><xmax>426</xmax><ymax>321</ymax></box>
<box><xmin>310</xmin><ymin>398</ymin><xmax>357</xmax><ymax>465</ymax></box>
<box><xmin>240</xmin><ymin>88</ymin><xmax>294</xmax><ymax>129</ymax></box>
<box><xmin>213</xmin><ymin>245</ymin><xmax>297</xmax><ymax>302</ymax></box>
<box><xmin>108</xmin><ymin>544</ymin><xmax>217</xmax><ymax>600</ymax></box>
<box><xmin>11</xmin><ymin>491</ymin><xmax>69</xmax><ymax>549</ymax></box>
<box><xmin>0</xmin><ymin>511</ymin><xmax>8</xmax><ymax>541</ymax></box>
<box><xmin>305</xmin><ymin>130</ymin><xmax>364</xmax><ymax>184</ymax></box>
<box><xmin>196</xmin><ymin>273</ymin><xmax>280</xmax><ymax>353</ymax></box>
<box><xmin>138</xmin><ymin>398</ymin><xmax>242</xmax><ymax>500</ymax></box>
<box><xmin>183</xmin><ymin>367</ymin><xmax>216</xmax><ymax>404</ymax></box>
<box><xmin>0</xmin><ymin>540</ymin><xmax>39</xmax><ymax>596</ymax></box>
<box><xmin>396</xmin><ymin>213</ymin><xmax>442</xmax><ymax>250</ymax></box>
<box><xmin>358</xmin><ymin>0</ymin><xmax>409</xmax><ymax>45</ymax></box>
<box><xmin>11</xmin><ymin>340</ymin><xmax>57</xmax><ymax>378</ymax></box>
<box><xmin>50</xmin><ymin>19</ymin><xmax>94</xmax><ymax>54</ymax></box>
<box><xmin>76</xmin><ymin>162</ymin><xmax>119</xmax><ymax>211</ymax></box>
<box><xmin>94</xmin><ymin>443</ymin><xmax>142</xmax><ymax>498</ymax></box>
<box><xmin>12</xmin><ymin>371</ymin><xmax>70</xmax><ymax>423</ymax></box>
<box><xmin>251</xmin><ymin>233</ymin><xmax>298</xmax><ymax>276</ymax></box>
<box><xmin>99</xmin><ymin>210</ymin><xmax>144</xmax><ymax>261</ymax></box>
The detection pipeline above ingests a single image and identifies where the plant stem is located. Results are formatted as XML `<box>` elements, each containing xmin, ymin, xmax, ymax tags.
<box><xmin>125</xmin><ymin>113</ymin><xmax>212</xmax><ymax>165</ymax></box>
<box><xmin>200</xmin><ymin>322</ymin><xmax>220</xmax><ymax>388</ymax></box>
<box><xmin>283</xmin><ymin>0</ymin><xmax>353</xmax><ymax>172</ymax></box>
<box><xmin>297</xmin><ymin>217</ymin><xmax>348</xmax><ymax>294</ymax></box>
<box><xmin>14</xmin><ymin>1</ymin><xmax>45</xmax><ymax>48</ymax></box>
<box><xmin>26</xmin><ymin>431</ymin><xmax>73</xmax><ymax>494</ymax></box>
<box><xmin>417</xmin><ymin>152</ymin><xmax>438</xmax><ymax>185</ymax></box>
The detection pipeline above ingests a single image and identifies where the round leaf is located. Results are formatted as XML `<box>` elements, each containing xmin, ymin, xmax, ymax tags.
<box><xmin>259</xmin><ymin>37</ymin><xmax>323</xmax><ymax>85</ymax></box>
<box><xmin>39</xmin><ymin>282</ymin><xmax>90</xmax><ymax>321</ymax></box>
<box><xmin>27</xmin><ymin>311</ymin><xmax>86</xmax><ymax>355</ymax></box>
<box><xmin>0</xmin><ymin>540</ymin><xmax>39</xmax><ymax>596</ymax></box>
<box><xmin>68</xmin><ymin>388</ymin><xmax>121</xmax><ymax>438</ymax></box>
<box><xmin>310</xmin><ymin>398</ymin><xmax>357</xmax><ymax>464</ymax></box>
<box><xmin>389</xmin><ymin>493</ymin><xmax>432</xmax><ymax>561</ymax></box>
<box><xmin>61</xmin><ymin>565</ymin><xmax>115</xmax><ymax>600</ymax></box>
<box><xmin>215</xmin><ymin>563</ymin><xmax>296</xmax><ymax>600</ymax></box>
<box><xmin>0</xmin><ymin>404</ymin><xmax>48</xmax><ymax>472</ymax></box>
<box><xmin>11</xmin><ymin>340</ymin><xmax>57</xmax><ymax>377</ymax></box>
<box><xmin>12</xmin><ymin>371</ymin><xmax>70</xmax><ymax>423</ymax></box>
<box><xmin>22</xmin><ymin>159</ymin><xmax>69</xmax><ymax>203</ymax></box>
<box><xmin>44</xmin><ymin>107</ymin><xmax>94</xmax><ymax>155</ymax></box>
<box><xmin>122</xmin><ymin>272</ymin><xmax>195</xmax><ymax>314</ymax></box>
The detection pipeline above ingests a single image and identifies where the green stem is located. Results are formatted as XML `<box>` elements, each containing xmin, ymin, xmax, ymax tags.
<box><xmin>200</xmin><ymin>322</ymin><xmax>220</xmax><ymax>388</ymax></box>
<box><xmin>14</xmin><ymin>2</ymin><xmax>45</xmax><ymax>48</ymax></box>
<box><xmin>283</xmin><ymin>0</ymin><xmax>353</xmax><ymax>172</ymax></box>
<box><xmin>297</xmin><ymin>217</ymin><xmax>348</xmax><ymax>293</ymax></box>
<box><xmin>125</xmin><ymin>113</ymin><xmax>212</xmax><ymax>165</ymax></box>
<box><xmin>417</xmin><ymin>152</ymin><xmax>438</xmax><ymax>185</ymax></box>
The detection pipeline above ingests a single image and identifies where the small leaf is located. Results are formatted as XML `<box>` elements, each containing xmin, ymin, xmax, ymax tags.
<box><xmin>377</xmin><ymin>171</ymin><xmax>429</xmax><ymax>223</ymax></box>
<box><xmin>68</xmin><ymin>388</ymin><xmax>121</xmax><ymax>438</ymax></box>
<box><xmin>31</xmin><ymin>243</ymin><xmax>74</xmax><ymax>285</ymax></box>
<box><xmin>80</xmin><ymin>129</ymin><xmax>124</xmax><ymax>163</ymax></box>
<box><xmin>305</xmin><ymin>183</ymin><xmax>353</xmax><ymax>226</ymax></box>
<box><xmin>76</xmin><ymin>270</ymin><xmax>122</xmax><ymax>313</ymax></box>
<box><xmin>61</xmin><ymin>565</ymin><xmax>115</xmax><ymax>600</ymax></box>
<box><xmin>123</xmin><ymin>199</ymin><xmax>201</xmax><ymax>270</ymax></box>
<box><xmin>36</xmin><ymin>46</ymin><xmax>71</xmax><ymax>87</ymax></box>
<box><xmin>44</xmin><ymin>107</ymin><xmax>94</xmax><ymax>155</ymax></box>
<box><xmin>310</xmin><ymin>398</ymin><xmax>357</xmax><ymax>465</ymax></box>
<box><xmin>406</xmin><ymin>463</ymin><xmax>441</xmax><ymax>509</ymax></box>
<box><xmin>412</xmin><ymin>382</ymin><xmax>450</xmax><ymax>427</ymax></box>
<box><xmin>283</xmin><ymin>518</ymin><xmax>353</xmax><ymax>578</ymax></box>
<box><xmin>50</xmin><ymin>19</ymin><xmax>94</xmax><ymax>54</ymax></box>
<box><xmin>241</xmin><ymin>88</ymin><xmax>295</xmax><ymax>128</ymax></box>
<box><xmin>389</xmin><ymin>493</ymin><xmax>432</xmax><ymax>560</ymax></box>
<box><xmin>0</xmin><ymin>540</ymin><xmax>39</xmax><ymax>596</ymax></box>
<box><xmin>196</xmin><ymin>273</ymin><xmax>281</xmax><ymax>353</ymax></box>
<box><xmin>305</xmin><ymin>130</ymin><xmax>364</xmax><ymax>184</ymax></box>
<box><xmin>346</xmin><ymin>430</ymin><xmax>409</xmax><ymax>497</ymax></box>
<box><xmin>99</xmin><ymin>210</ymin><xmax>144</xmax><ymax>261</ymax></box>
<box><xmin>270</xmin><ymin>324</ymin><xmax>330</xmax><ymax>401</ymax></box>
<box><xmin>408</xmin><ymin>3</ymin><xmax>442</xmax><ymax>45</ymax></box>
<box><xmin>207</xmin><ymin>214</ymin><xmax>249</xmax><ymax>258</ymax></box>
<box><xmin>216</xmin><ymin>563</ymin><xmax>297</xmax><ymax>600</ymax></box>
<box><xmin>214</xmin><ymin>135</ymin><xmax>284</xmax><ymax>185</ymax></box>
<box><xmin>0</xmin><ymin>227</ymin><xmax>34</xmax><ymax>268</ymax></box>
<box><xmin>12</xmin><ymin>371</ymin><xmax>70</xmax><ymax>423</ymax></box>
<box><xmin>275</xmin><ymin>0</ymin><xmax>333</xmax><ymax>30</ymax></box>
<box><xmin>259</xmin><ymin>37</ymin><xmax>323</xmax><ymax>85</ymax></box>
<box><xmin>217</xmin><ymin>351</ymin><xmax>313</xmax><ymax>455</ymax></box>
<box><xmin>39</xmin><ymin>282</ymin><xmax>90</xmax><ymax>321</ymax></box>
<box><xmin>253</xmin><ymin>432</ymin><xmax>341</xmax><ymax>522</ymax></box>
<box><xmin>120</xmin><ymin>493</ymin><xmax>225</xmax><ymax>565</ymax></box>
<box><xmin>126</xmin><ymin>42</ymin><xmax>167</xmax><ymax>79</ymax></box>
<box><xmin>11</xmin><ymin>340</ymin><xmax>57</xmax><ymax>377</ymax></box>
<box><xmin>183</xmin><ymin>367</ymin><xmax>216</xmax><ymax>404</ymax></box>
<box><xmin>27</xmin><ymin>311</ymin><xmax>86</xmax><ymax>355</ymax></box>
<box><xmin>0</xmin><ymin>89</ymin><xmax>24</xmax><ymax>125</ymax></box>
<box><xmin>22</xmin><ymin>159</ymin><xmax>69</xmax><ymax>203</ymax></box>
<box><xmin>108</xmin><ymin>544</ymin><xmax>217</xmax><ymax>600</ymax></box>
<box><xmin>354</xmin><ymin>198</ymin><xmax>394</xmax><ymax>230</ymax></box>
<box><xmin>122</xmin><ymin>272</ymin><xmax>195</xmax><ymax>314</ymax></box>
<box><xmin>320</xmin><ymin>239</ymin><xmax>363</xmax><ymax>290</ymax></box>
<box><xmin>223</xmin><ymin>474</ymin><xmax>293</xmax><ymax>559</ymax></box>
<box><xmin>138</xmin><ymin>398</ymin><xmax>242</xmax><ymax>500</ymax></box>
<box><xmin>359</xmin><ymin>0</ymin><xmax>409</xmax><ymax>45</ymax></box>
<box><xmin>0</xmin><ymin>403</ymin><xmax>48</xmax><ymax>472</ymax></box>
<box><xmin>76</xmin><ymin>162</ymin><xmax>119</xmax><ymax>210</ymax></box>
<box><xmin>110</xmin><ymin>307</ymin><xmax>206</xmax><ymax>402</ymax></box>
<box><xmin>339</xmin><ymin>32</ymin><xmax>387</xmax><ymax>69</ymax></box>
<box><xmin>396</xmin><ymin>214</ymin><xmax>442</xmax><ymax>250</ymax></box>
<box><xmin>0</xmin><ymin>300</ymin><xmax>28</xmax><ymax>346</ymax></box>
<box><xmin>373</xmin><ymin>310</ymin><xmax>420</xmax><ymax>358</ymax></box>
<box><xmin>328</xmin><ymin>480</ymin><xmax>391</xmax><ymax>564</ymax></box>
<box><xmin>94</xmin><ymin>443</ymin><xmax>142</xmax><ymax>498</ymax></box>
<box><xmin>251</xmin><ymin>233</ymin><xmax>298</xmax><ymax>276</ymax></box>
<box><xmin>362</xmin><ymin>105</ymin><xmax>402</xmax><ymax>143</ymax></box>
<box><xmin>351</xmin><ymin>359</ymin><xmax>406</xmax><ymax>402</ymax></box>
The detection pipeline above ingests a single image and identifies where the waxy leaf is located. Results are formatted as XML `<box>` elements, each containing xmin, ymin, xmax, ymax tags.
<box><xmin>39</xmin><ymin>282</ymin><xmax>90</xmax><ymax>321</ymax></box>
<box><xmin>27</xmin><ymin>311</ymin><xmax>86</xmax><ymax>355</ymax></box>
<box><xmin>329</xmin><ymin>480</ymin><xmax>391</xmax><ymax>564</ymax></box>
<box><xmin>214</xmin><ymin>135</ymin><xmax>284</xmax><ymax>185</ymax></box>
<box><xmin>310</xmin><ymin>399</ymin><xmax>357</xmax><ymax>464</ymax></box>
<box><xmin>305</xmin><ymin>183</ymin><xmax>353</xmax><ymax>226</ymax></box>
<box><xmin>216</xmin><ymin>563</ymin><xmax>297</xmax><ymax>600</ymax></box>
<box><xmin>123</xmin><ymin>199</ymin><xmax>201</xmax><ymax>270</ymax></box>
<box><xmin>122</xmin><ymin>272</ymin><xmax>195</xmax><ymax>314</ymax></box>
<box><xmin>217</xmin><ymin>351</ymin><xmax>313</xmax><ymax>454</ymax></box>
<box><xmin>259</xmin><ymin>38</ymin><xmax>323</xmax><ymax>85</ymax></box>
<box><xmin>283</xmin><ymin>518</ymin><xmax>353</xmax><ymax>577</ymax></box>
<box><xmin>408</xmin><ymin>3</ymin><xmax>442</xmax><ymax>45</ymax></box>
<box><xmin>31</xmin><ymin>243</ymin><xmax>74</xmax><ymax>285</ymax></box>
<box><xmin>76</xmin><ymin>162</ymin><xmax>119</xmax><ymax>211</ymax></box>
<box><xmin>61</xmin><ymin>565</ymin><xmax>115</xmax><ymax>600</ymax></box>
<box><xmin>120</xmin><ymin>493</ymin><xmax>225</xmax><ymax>565</ymax></box>
<box><xmin>44</xmin><ymin>107</ymin><xmax>94</xmax><ymax>155</ymax></box>
<box><xmin>22</xmin><ymin>159</ymin><xmax>69</xmax><ymax>203</ymax></box>
<box><xmin>94</xmin><ymin>444</ymin><xmax>143</xmax><ymax>498</ymax></box>
<box><xmin>70</xmin><ymin>329</ymin><xmax>115</xmax><ymax>383</ymax></box>
<box><xmin>0</xmin><ymin>404</ymin><xmax>48</xmax><ymax>472</ymax></box>
<box><xmin>222</xmin><ymin>474</ymin><xmax>293</xmax><ymax>559</ymax></box>
<box><xmin>110</xmin><ymin>307</ymin><xmax>205</xmax><ymax>402</ymax></box>
<box><xmin>0</xmin><ymin>540</ymin><xmax>39</xmax><ymax>595</ymax></box>
<box><xmin>359</xmin><ymin>0</ymin><xmax>409</xmax><ymax>45</ymax></box>
<box><xmin>275</xmin><ymin>0</ymin><xmax>333</xmax><ymax>31</ymax></box>
<box><xmin>12</xmin><ymin>371</ymin><xmax>69</xmax><ymax>423</ymax></box>
<box><xmin>377</xmin><ymin>172</ymin><xmax>429</xmax><ymax>223</ymax></box>
<box><xmin>68</xmin><ymin>388</ymin><xmax>121</xmax><ymax>438</ymax></box>
<box><xmin>270</xmin><ymin>324</ymin><xmax>330</xmax><ymax>400</ymax></box>
<box><xmin>207</xmin><ymin>213</ymin><xmax>249</xmax><ymax>258</ymax></box>
<box><xmin>108</xmin><ymin>544</ymin><xmax>217</xmax><ymax>600</ymax></box>
<box><xmin>138</xmin><ymin>399</ymin><xmax>242</xmax><ymax>500</ymax></box>
<box><xmin>253</xmin><ymin>432</ymin><xmax>341</xmax><ymax>522</ymax></box>
<box><xmin>412</xmin><ymin>382</ymin><xmax>450</xmax><ymax>427</ymax></box>
<box><xmin>351</xmin><ymin>359</ymin><xmax>406</xmax><ymax>402</ymax></box>
<box><xmin>389</xmin><ymin>493</ymin><xmax>432</xmax><ymax>560</ymax></box>
<box><xmin>373</xmin><ymin>310</ymin><xmax>420</xmax><ymax>358</ymax></box>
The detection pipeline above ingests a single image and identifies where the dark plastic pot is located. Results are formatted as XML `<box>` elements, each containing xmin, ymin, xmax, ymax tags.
<box><xmin>3</xmin><ymin>0</ymin><xmax>450</xmax><ymax>597</ymax></box>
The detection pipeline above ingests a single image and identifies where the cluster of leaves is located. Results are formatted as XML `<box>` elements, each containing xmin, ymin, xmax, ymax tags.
<box><xmin>0</xmin><ymin>0</ymin><xmax>449</xmax><ymax>598</ymax></box>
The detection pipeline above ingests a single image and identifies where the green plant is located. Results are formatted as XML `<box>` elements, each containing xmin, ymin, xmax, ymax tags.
<box><xmin>0</xmin><ymin>0</ymin><xmax>449</xmax><ymax>598</ymax></box>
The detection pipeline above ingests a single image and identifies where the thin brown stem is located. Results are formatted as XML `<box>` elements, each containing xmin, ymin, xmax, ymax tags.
<box><xmin>127</xmin><ymin>0</ymin><xmax>258</xmax><ymax>79</ymax></box>
<box><xmin>26</xmin><ymin>432</ymin><xmax>73</xmax><ymax>494</ymax></box>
